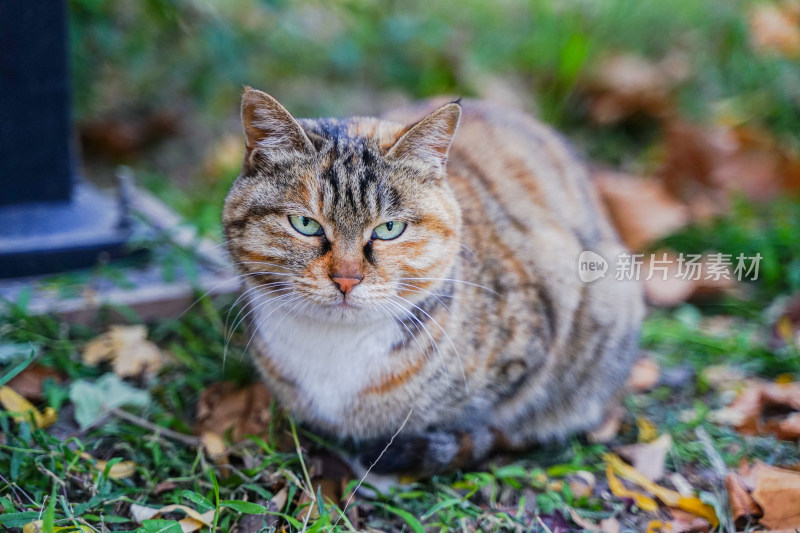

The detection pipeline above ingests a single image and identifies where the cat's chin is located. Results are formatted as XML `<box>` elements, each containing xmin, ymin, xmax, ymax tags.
<box><xmin>299</xmin><ymin>299</ymin><xmax>382</xmax><ymax>324</ymax></box>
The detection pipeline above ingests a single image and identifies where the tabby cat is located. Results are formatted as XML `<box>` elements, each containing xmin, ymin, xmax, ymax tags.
<box><xmin>223</xmin><ymin>87</ymin><xmax>644</xmax><ymax>475</ymax></box>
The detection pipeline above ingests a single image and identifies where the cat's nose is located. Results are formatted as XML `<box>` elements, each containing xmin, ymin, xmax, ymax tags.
<box><xmin>331</xmin><ymin>275</ymin><xmax>362</xmax><ymax>296</ymax></box>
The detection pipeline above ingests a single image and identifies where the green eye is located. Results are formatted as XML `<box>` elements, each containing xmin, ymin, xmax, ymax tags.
<box><xmin>372</xmin><ymin>221</ymin><xmax>407</xmax><ymax>240</ymax></box>
<box><xmin>289</xmin><ymin>215</ymin><xmax>324</xmax><ymax>236</ymax></box>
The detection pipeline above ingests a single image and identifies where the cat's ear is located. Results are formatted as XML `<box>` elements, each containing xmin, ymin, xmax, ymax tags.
<box><xmin>241</xmin><ymin>87</ymin><xmax>315</xmax><ymax>158</ymax></box>
<box><xmin>387</xmin><ymin>102</ymin><xmax>461</xmax><ymax>176</ymax></box>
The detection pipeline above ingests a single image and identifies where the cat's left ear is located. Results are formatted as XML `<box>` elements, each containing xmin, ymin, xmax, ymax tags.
<box><xmin>241</xmin><ymin>87</ymin><xmax>315</xmax><ymax>158</ymax></box>
<box><xmin>387</xmin><ymin>101</ymin><xmax>461</xmax><ymax>176</ymax></box>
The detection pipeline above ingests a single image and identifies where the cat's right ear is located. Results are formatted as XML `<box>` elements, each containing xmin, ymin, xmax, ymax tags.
<box><xmin>241</xmin><ymin>87</ymin><xmax>315</xmax><ymax>160</ymax></box>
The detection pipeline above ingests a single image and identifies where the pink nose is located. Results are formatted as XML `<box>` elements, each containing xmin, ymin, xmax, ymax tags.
<box><xmin>331</xmin><ymin>275</ymin><xmax>362</xmax><ymax>295</ymax></box>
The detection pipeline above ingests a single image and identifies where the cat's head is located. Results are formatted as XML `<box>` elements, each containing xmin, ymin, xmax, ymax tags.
<box><xmin>223</xmin><ymin>88</ymin><xmax>462</xmax><ymax>322</ymax></box>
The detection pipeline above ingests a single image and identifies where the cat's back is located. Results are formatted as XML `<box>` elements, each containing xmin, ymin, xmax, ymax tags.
<box><xmin>387</xmin><ymin>99</ymin><xmax>617</xmax><ymax>253</ymax></box>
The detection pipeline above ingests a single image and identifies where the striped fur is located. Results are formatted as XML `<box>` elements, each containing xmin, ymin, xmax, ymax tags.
<box><xmin>223</xmin><ymin>88</ymin><xmax>644</xmax><ymax>475</ymax></box>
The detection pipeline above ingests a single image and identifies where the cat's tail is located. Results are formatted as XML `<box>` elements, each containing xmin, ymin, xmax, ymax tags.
<box><xmin>357</xmin><ymin>425</ymin><xmax>508</xmax><ymax>476</ymax></box>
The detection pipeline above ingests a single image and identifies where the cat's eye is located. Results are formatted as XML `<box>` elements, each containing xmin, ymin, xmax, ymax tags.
<box><xmin>372</xmin><ymin>221</ymin><xmax>407</xmax><ymax>240</ymax></box>
<box><xmin>289</xmin><ymin>215</ymin><xmax>324</xmax><ymax>236</ymax></box>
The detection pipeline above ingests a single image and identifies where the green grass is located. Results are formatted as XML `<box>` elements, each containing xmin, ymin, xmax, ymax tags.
<box><xmin>2</xmin><ymin>0</ymin><xmax>800</xmax><ymax>530</ymax></box>
<box><xmin>2</xmin><ymin>194</ymin><xmax>800</xmax><ymax>530</ymax></box>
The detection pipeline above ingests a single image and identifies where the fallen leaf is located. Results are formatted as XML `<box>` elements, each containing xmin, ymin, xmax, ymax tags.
<box><xmin>201</xmin><ymin>431</ymin><xmax>231</xmax><ymax>479</ymax></box>
<box><xmin>130</xmin><ymin>503</ymin><xmax>215</xmax><ymax>533</ymax></box>
<box><xmin>81</xmin><ymin>452</ymin><xmax>137</xmax><ymax>479</ymax></box>
<box><xmin>22</xmin><ymin>521</ymin><xmax>92</xmax><ymax>533</ymax></box>
<box><xmin>604</xmin><ymin>453</ymin><xmax>718</xmax><ymax>526</ymax></box>
<box><xmin>658</xmin><ymin>120</ymin><xmax>800</xmax><ymax>213</ymax></box>
<box><xmin>710</xmin><ymin>379</ymin><xmax>800</xmax><ymax>440</ymax></box>
<box><xmin>616</xmin><ymin>433</ymin><xmax>673</xmax><ymax>482</ymax></box>
<box><xmin>605</xmin><ymin>463</ymin><xmax>659</xmax><ymax>512</ymax></box>
<box><xmin>725</xmin><ymin>472</ymin><xmax>762</xmax><ymax>527</ymax></box>
<box><xmin>594</xmin><ymin>171</ymin><xmax>690</xmax><ymax>251</ymax></box>
<box><xmin>636</xmin><ymin>417</ymin><xmax>660</xmax><ymax>443</ymax></box>
<box><xmin>626</xmin><ymin>356</ymin><xmax>660</xmax><ymax>392</ymax></box>
<box><xmin>6</xmin><ymin>364</ymin><xmax>62</xmax><ymax>401</ymax></box>
<box><xmin>195</xmin><ymin>382</ymin><xmax>272</xmax><ymax>442</ymax></box>
<box><xmin>751</xmin><ymin>461</ymin><xmax>800</xmax><ymax>529</ymax></box>
<box><xmin>0</xmin><ymin>386</ymin><xmax>57</xmax><ymax>428</ymax></box>
<box><xmin>82</xmin><ymin>325</ymin><xmax>165</xmax><ymax>378</ymax></box>
<box><xmin>68</xmin><ymin>374</ymin><xmax>150</xmax><ymax>429</ymax></box>
<box><xmin>750</xmin><ymin>2</ymin><xmax>800</xmax><ymax>57</ymax></box>
<box><xmin>586</xmin><ymin>52</ymin><xmax>689</xmax><ymax>124</ymax></box>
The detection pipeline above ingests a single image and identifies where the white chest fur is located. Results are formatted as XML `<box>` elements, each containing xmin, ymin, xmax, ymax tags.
<box><xmin>254</xmin><ymin>304</ymin><xmax>400</xmax><ymax>423</ymax></box>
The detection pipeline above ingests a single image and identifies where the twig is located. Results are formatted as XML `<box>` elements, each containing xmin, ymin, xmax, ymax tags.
<box><xmin>111</xmin><ymin>408</ymin><xmax>201</xmax><ymax>446</ymax></box>
<box><xmin>333</xmin><ymin>409</ymin><xmax>413</xmax><ymax>530</ymax></box>
<box><xmin>536</xmin><ymin>515</ymin><xmax>554</xmax><ymax>533</ymax></box>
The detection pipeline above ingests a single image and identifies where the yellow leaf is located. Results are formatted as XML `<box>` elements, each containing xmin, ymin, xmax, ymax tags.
<box><xmin>636</xmin><ymin>417</ymin><xmax>659</xmax><ymax>443</ymax></box>
<box><xmin>130</xmin><ymin>502</ymin><xmax>215</xmax><ymax>530</ymax></box>
<box><xmin>23</xmin><ymin>520</ymin><xmax>92</xmax><ymax>532</ymax></box>
<box><xmin>645</xmin><ymin>520</ymin><xmax>671</xmax><ymax>533</ymax></box>
<box><xmin>82</xmin><ymin>325</ymin><xmax>164</xmax><ymax>378</ymax></box>
<box><xmin>604</xmin><ymin>453</ymin><xmax>719</xmax><ymax>527</ymax></box>
<box><xmin>605</xmin><ymin>464</ymin><xmax>659</xmax><ymax>512</ymax></box>
<box><xmin>0</xmin><ymin>386</ymin><xmax>57</xmax><ymax>428</ymax></box>
<box><xmin>81</xmin><ymin>452</ymin><xmax>137</xmax><ymax>479</ymax></box>
<box><xmin>677</xmin><ymin>495</ymin><xmax>719</xmax><ymax>525</ymax></box>
<box><xmin>201</xmin><ymin>431</ymin><xmax>230</xmax><ymax>478</ymax></box>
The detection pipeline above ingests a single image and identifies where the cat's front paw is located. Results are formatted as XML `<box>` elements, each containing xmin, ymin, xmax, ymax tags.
<box><xmin>359</xmin><ymin>436</ymin><xmax>430</xmax><ymax>475</ymax></box>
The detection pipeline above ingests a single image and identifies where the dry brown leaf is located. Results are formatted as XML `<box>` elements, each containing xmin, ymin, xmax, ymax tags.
<box><xmin>751</xmin><ymin>461</ymin><xmax>800</xmax><ymax>529</ymax></box>
<box><xmin>0</xmin><ymin>386</ymin><xmax>57</xmax><ymax>428</ymax></box>
<box><xmin>82</xmin><ymin>325</ymin><xmax>164</xmax><ymax>378</ymax></box>
<box><xmin>616</xmin><ymin>433</ymin><xmax>673</xmax><ymax>482</ymax></box>
<box><xmin>586</xmin><ymin>53</ymin><xmax>689</xmax><ymax>124</ymax></box>
<box><xmin>195</xmin><ymin>382</ymin><xmax>272</xmax><ymax>442</ymax></box>
<box><xmin>725</xmin><ymin>472</ymin><xmax>762</xmax><ymax>527</ymax></box>
<box><xmin>709</xmin><ymin>379</ymin><xmax>765</xmax><ymax>431</ymax></box>
<box><xmin>6</xmin><ymin>364</ymin><xmax>62</xmax><ymax>401</ymax></box>
<box><xmin>626</xmin><ymin>356</ymin><xmax>660</xmax><ymax>392</ymax></box>
<box><xmin>658</xmin><ymin>120</ymin><xmax>800</xmax><ymax>214</ymax></box>
<box><xmin>594</xmin><ymin>171</ymin><xmax>690</xmax><ymax>251</ymax></box>
<box><xmin>711</xmin><ymin>380</ymin><xmax>800</xmax><ymax>440</ymax></box>
<box><xmin>750</xmin><ymin>2</ymin><xmax>800</xmax><ymax>57</ymax></box>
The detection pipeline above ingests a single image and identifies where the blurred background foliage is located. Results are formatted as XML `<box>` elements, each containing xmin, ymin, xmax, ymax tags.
<box><xmin>68</xmin><ymin>0</ymin><xmax>800</xmax><ymax>297</ymax></box>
